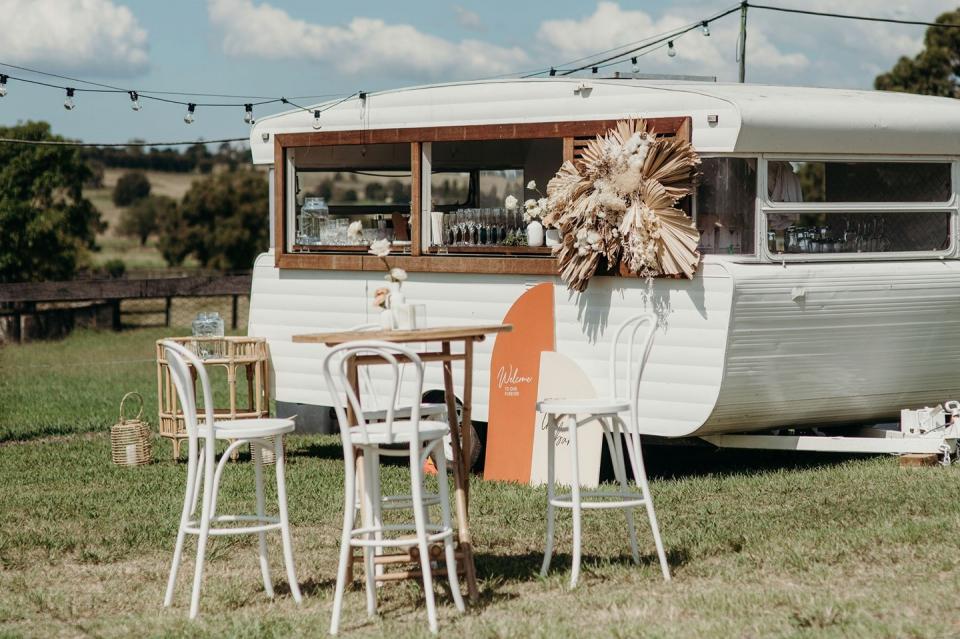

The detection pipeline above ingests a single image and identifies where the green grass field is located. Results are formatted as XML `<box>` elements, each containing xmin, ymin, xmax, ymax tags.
<box><xmin>3</xmin><ymin>328</ymin><xmax>960</xmax><ymax>638</ymax></box>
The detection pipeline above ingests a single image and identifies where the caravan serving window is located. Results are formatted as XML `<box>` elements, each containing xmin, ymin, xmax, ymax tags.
<box><xmin>426</xmin><ymin>138</ymin><xmax>562</xmax><ymax>253</ymax></box>
<box><xmin>287</xmin><ymin>142</ymin><xmax>412</xmax><ymax>252</ymax></box>
<box><xmin>763</xmin><ymin>159</ymin><xmax>955</xmax><ymax>257</ymax></box>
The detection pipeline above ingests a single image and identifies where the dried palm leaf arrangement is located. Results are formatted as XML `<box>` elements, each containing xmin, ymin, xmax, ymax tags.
<box><xmin>544</xmin><ymin>119</ymin><xmax>701</xmax><ymax>291</ymax></box>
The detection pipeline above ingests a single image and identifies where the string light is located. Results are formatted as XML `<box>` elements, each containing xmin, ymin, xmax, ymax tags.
<box><xmin>183</xmin><ymin>103</ymin><xmax>195</xmax><ymax>124</ymax></box>
<box><xmin>631</xmin><ymin>56</ymin><xmax>639</xmax><ymax>73</ymax></box>
<box><xmin>129</xmin><ymin>91</ymin><xmax>141</xmax><ymax>111</ymax></box>
<box><xmin>549</xmin><ymin>67</ymin><xmax>556</xmax><ymax>77</ymax></box>
<box><xmin>591</xmin><ymin>66</ymin><xmax>598</xmax><ymax>74</ymax></box>
<box><xmin>243</xmin><ymin>103</ymin><xmax>254</xmax><ymax>125</ymax></box>
<box><xmin>667</xmin><ymin>41</ymin><xmax>677</xmax><ymax>57</ymax></box>
<box><xmin>0</xmin><ymin>74</ymin><xmax>7</xmax><ymax>97</ymax></box>
<box><xmin>313</xmin><ymin>109</ymin><xmax>321</xmax><ymax>130</ymax></box>
<box><xmin>701</xmin><ymin>20</ymin><xmax>710</xmax><ymax>36</ymax></box>
<box><xmin>63</xmin><ymin>87</ymin><xmax>75</xmax><ymax>110</ymax></box>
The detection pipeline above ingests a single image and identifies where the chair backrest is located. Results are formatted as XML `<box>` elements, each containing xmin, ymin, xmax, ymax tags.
<box><xmin>322</xmin><ymin>340</ymin><xmax>425</xmax><ymax>448</ymax></box>
<box><xmin>608</xmin><ymin>313</ymin><xmax>657</xmax><ymax>407</ymax></box>
<box><xmin>161</xmin><ymin>340</ymin><xmax>217</xmax><ymax>460</ymax></box>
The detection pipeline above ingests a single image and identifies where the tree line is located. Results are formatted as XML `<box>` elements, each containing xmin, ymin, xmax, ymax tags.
<box><xmin>0</xmin><ymin>121</ymin><xmax>268</xmax><ymax>283</ymax></box>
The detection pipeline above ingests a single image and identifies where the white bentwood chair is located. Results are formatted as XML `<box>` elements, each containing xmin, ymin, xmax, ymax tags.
<box><xmin>323</xmin><ymin>340</ymin><xmax>464</xmax><ymax>635</ymax></box>
<box><xmin>160</xmin><ymin>340</ymin><xmax>302</xmax><ymax>619</ymax></box>
<box><xmin>537</xmin><ymin>313</ymin><xmax>671</xmax><ymax>588</ymax></box>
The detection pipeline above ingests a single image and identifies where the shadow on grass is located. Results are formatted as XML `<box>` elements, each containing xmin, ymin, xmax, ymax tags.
<box><xmin>640</xmin><ymin>444</ymin><xmax>871</xmax><ymax>481</ymax></box>
<box><xmin>473</xmin><ymin>546</ymin><xmax>690</xmax><ymax>604</ymax></box>
<box><xmin>287</xmin><ymin>440</ymin><xmax>343</xmax><ymax>460</ymax></box>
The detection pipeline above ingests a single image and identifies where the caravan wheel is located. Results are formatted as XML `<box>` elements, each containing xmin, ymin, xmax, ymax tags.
<box><xmin>421</xmin><ymin>390</ymin><xmax>482</xmax><ymax>471</ymax></box>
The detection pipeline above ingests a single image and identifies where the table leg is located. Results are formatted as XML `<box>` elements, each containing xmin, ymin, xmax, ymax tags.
<box><xmin>442</xmin><ymin>341</ymin><xmax>479</xmax><ymax>603</ymax></box>
<box><xmin>461</xmin><ymin>339</ymin><xmax>474</xmax><ymax>507</ymax></box>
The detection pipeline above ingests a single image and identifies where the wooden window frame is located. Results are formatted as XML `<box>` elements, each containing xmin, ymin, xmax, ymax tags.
<box><xmin>274</xmin><ymin>117</ymin><xmax>691</xmax><ymax>275</ymax></box>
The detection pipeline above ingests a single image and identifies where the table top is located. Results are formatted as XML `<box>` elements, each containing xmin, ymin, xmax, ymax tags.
<box><xmin>292</xmin><ymin>324</ymin><xmax>512</xmax><ymax>346</ymax></box>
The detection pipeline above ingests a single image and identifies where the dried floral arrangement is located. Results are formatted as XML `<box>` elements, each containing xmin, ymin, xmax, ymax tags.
<box><xmin>543</xmin><ymin>119</ymin><xmax>701</xmax><ymax>291</ymax></box>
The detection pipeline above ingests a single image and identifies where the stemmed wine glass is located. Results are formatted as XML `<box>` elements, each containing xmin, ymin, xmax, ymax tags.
<box><xmin>465</xmin><ymin>209</ymin><xmax>477</xmax><ymax>246</ymax></box>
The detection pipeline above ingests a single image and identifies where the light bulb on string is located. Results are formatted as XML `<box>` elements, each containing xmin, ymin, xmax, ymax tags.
<box><xmin>0</xmin><ymin>75</ymin><xmax>7</xmax><ymax>98</ymax></box>
<box><xmin>591</xmin><ymin>66</ymin><xmax>598</xmax><ymax>74</ymax></box>
<box><xmin>129</xmin><ymin>91</ymin><xmax>141</xmax><ymax>111</ymax></box>
<box><xmin>243</xmin><ymin>103</ymin><xmax>254</xmax><ymax>125</ymax></box>
<box><xmin>549</xmin><ymin>67</ymin><xmax>556</xmax><ymax>77</ymax></box>
<box><xmin>313</xmin><ymin>109</ymin><xmax>322</xmax><ymax>130</ymax></box>
<box><xmin>184</xmin><ymin>103</ymin><xmax>196</xmax><ymax>124</ymax></box>
<box><xmin>667</xmin><ymin>41</ymin><xmax>677</xmax><ymax>57</ymax></box>
<box><xmin>63</xmin><ymin>88</ymin><xmax>76</xmax><ymax>110</ymax></box>
<box><xmin>701</xmin><ymin>21</ymin><xmax>710</xmax><ymax>36</ymax></box>
<box><xmin>631</xmin><ymin>57</ymin><xmax>639</xmax><ymax>73</ymax></box>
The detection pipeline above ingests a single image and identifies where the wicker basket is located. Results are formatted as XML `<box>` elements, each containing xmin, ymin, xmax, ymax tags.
<box><xmin>111</xmin><ymin>392</ymin><xmax>153</xmax><ymax>467</ymax></box>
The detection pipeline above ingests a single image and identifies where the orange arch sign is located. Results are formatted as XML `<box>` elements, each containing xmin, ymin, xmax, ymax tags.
<box><xmin>483</xmin><ymin>283</ymin><xmax>555</xmax><ymax>483</ymax></box>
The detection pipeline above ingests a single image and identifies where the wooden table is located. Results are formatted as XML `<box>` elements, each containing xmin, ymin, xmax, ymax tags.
<box><xmin>292</xmin><ymin>324</ymin><xmax>512</xmax><ymax>603</ymax></box>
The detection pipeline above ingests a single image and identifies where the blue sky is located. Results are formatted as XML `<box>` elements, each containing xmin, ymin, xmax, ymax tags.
<box><xmin>0</xmin><ymin>0</ymin><xmax>954</xmax><ymax>146</ymax></box>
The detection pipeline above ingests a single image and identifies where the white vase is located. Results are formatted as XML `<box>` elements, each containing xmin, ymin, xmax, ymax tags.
<box><xmin>387</xmin><ymin>282</ymin><xmax>405</xmax><ymax>307</ymax></box>
<box><xmin>387</xmin><ymin>282</ymin><xmax>407</xmax><ymax>329</ymax></box>
<box><xmin>526</xmin><ymin>220</ymin><xmax>544</xmax><ymax>247</ymax></box>
<box><xmin>545</xmin><ymin>228</ymin><xmax>560</xmax><ymax>247</ymax></box>
<box><xmin>379</xmin><ymin>309</ymin><xmax>395</xmax><ymax>330</ymax></box>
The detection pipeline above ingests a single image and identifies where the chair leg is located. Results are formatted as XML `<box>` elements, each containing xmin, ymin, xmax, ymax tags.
<box><xmin>630</xmin><ymin>431</ymin><xmax>671</xmax><ymax>581</ymax></box>
<box><xmin>362</xmin><ymin>452</ymin><xmax>377</xmax><ymax>617</ymax></box>
<box><xmin>410</xmin><ymin>444</ymin><xmax>439</xmax><ymax>634</ymax></box>
<box><xmin>164</xmin><ymin>442</ymin><xmax>199</xmax><ymax>607</ymax></box>
<box><xmin>434</xmin><ymin>443</ymin><xmax>465</xmax><ymax>613</ymax></box>
<box><xmin>330</xmin><ymin>449</ymin><xmax>357</xmax><ymax>636</ymax></box>
<box><xmin>274</xmin><ymin>436</ymin><xmax>303</xmax><ymax>603</ymax></box>
<box><xmin>254</xmin><ymin>441</ymin><xmax>275</xmax><ymax>598</ymax></box>
<box><xmin>567</xmin><ymin>415</ymin><xmax>583</xmax><ymax>589</ymax></box>
<box><xmin>610</xmin><ymin>418</ymin><xmax>640</xmax><ymax>564</ymax></box>
<box><xmin>189</xmin><ymin>464</ymin><xmax>214</xmax><ymax>619</ymax></box>
<box><xmin>540</xmin><ymin>414</ymin><xmax>557</xmax><ymax>578</ymax></box>
<box><xmin>370</xmin><ymin>451</ymin><xmax>384</xmax><ymax>580</ymax></box>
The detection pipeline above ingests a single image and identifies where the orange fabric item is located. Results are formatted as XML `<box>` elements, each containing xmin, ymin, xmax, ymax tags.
<box><xmin>483</xmin><ymin>283</ymin><xmax>555</xmax><ymax>483</ymax></box>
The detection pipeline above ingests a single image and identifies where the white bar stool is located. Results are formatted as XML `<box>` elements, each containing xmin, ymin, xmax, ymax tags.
<box><xmin>160</xmin><ymin>340</ymin><xmax>302</xmax><ymax>619</ymax></box>
<box><xmin>323</xmin><ymin>340</ymin><xmax>465</xmax><ymax>635</ymax></box>
<box><xmin>537</xmin><ymin>313</ymin><xmax>671</xmax><ymax>588</ymax></box>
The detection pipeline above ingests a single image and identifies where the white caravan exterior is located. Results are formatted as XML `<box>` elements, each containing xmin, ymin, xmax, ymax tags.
<box><xmin>248</xmin><ymin>79</ymin><xmax>960</xmax><ymax>438</ymax></box>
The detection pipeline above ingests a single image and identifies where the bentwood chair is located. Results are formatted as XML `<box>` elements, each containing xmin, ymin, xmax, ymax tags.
<box><xmin>323</xmin><ymin>341</ymin><xmax>464</xmax><ymax>635</ymax></box>
<box><xmin>537</xmin><ymin>313</ymin><xmax>671</xmax><ymax>588</ymax></box>
<box><xmin>160</xmin><ymin>340</ymin><xmax>302</xmax><ymax>619</ymax></box>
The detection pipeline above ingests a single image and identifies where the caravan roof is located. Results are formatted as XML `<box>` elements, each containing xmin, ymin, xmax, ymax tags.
<box><xmin>249</xmin><ymin>78</ymin><xmax>960</xmax><ymax>164</ymax></box>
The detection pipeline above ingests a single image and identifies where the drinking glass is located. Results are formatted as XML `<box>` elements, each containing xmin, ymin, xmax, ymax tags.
<box><xmin>465</xmin><ymin>209</ymin><xmax>476</xmax><ymax>246</ymax></box>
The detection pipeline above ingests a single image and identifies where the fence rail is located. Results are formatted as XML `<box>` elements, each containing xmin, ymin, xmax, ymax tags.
<box><xmin>0</xmin><ymin>275</ymin><xmax>252</xmax><ymax>304</ymax></box>
<box><xmin>0</xmin><ymin>275</ymin><xmax>253</xmax><ymax>343</ymax></box>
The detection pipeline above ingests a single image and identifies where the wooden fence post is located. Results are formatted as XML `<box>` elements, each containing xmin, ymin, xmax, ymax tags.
<box><xmin>164</xmin><ymin>297</ymin><xmax>172</xmax><ymax>327</ymax></box>
<box><xmin>231</xmin><ymin>294</ymin><xmax>239</xmax><ymax>330</ymax></box>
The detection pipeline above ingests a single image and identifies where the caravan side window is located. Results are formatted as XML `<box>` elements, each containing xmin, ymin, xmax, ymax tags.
<box><xmin>764</xmin><ymin>160</ymin><xmax>954</xmax><ymax>257</ymax></box>
<box><xmin>694</xmin><ymin>157</ymin><xmax>757</xmax><ymax>255</ymax></box>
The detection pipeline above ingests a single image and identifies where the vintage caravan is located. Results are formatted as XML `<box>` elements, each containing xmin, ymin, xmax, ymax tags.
<box><xmin>247</xmin><ymin>78</ymin><xmax>960</xmax><ymax>453</ymax></box>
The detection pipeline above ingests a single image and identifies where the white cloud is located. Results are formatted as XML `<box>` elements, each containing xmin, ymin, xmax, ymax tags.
<box><xmin>536</xmin><ymin>2</ymin><xmax>807</xmax><ymax>81</ymax></box>
<box><xmin>208</xmin><ymin>0</ymin><xmax>526</xmax><ymax>79</ymax></box>
<box><xmin>454</xmin><ymin>6</ymin><xmax>484</xmax><ymax>31</ymax></box>
<box><xmin>0</xmin><ymin>0</ymin><xmax>148</xmax><ymax>76</ymax></box>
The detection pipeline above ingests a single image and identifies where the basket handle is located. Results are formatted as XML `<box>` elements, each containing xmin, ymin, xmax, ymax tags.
<box><xmin>119</xmin><ymin>392</ymin><xmax>144</xmax><ymax>423</ymax></box>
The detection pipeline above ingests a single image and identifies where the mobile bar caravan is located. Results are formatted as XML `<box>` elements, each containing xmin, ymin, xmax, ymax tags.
<box><xmin>248</xmin><ymin>79</ymin><xmax>960</xmax><ymax>457</ymax></box>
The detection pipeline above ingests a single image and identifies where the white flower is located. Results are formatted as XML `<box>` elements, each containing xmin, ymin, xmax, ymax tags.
<box><xmin>505</xmin><ymin>195</ymin><xmax>518</xmax><ymax>211</ymax></box>
<box><xmin>524</xmin><ymin>198</ymin><xmax>538</xmax><ymax>210</ymax></box>
<box><xmin>369</xmin><ymin>238</ymin><xmax>391</xmax><ymax>258</ymax></box>
<box><xmin>347</xmin><ymin>220</ymin><xmax>363</xmax><ymax>240</ymax></box>
<box><xmin>526</xmin><ymin>180</ymin><xmax>537</xmax><ymax>190</ymax></box>
<box><xmin>537</xmin><ymin>197</ymin><xmax>548</xmax><ymax>210</ymax></box>
<box><xmin>389</xmin><ymin>267</ymin><xmax>407</xmax><ymax>282</ymax></box>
